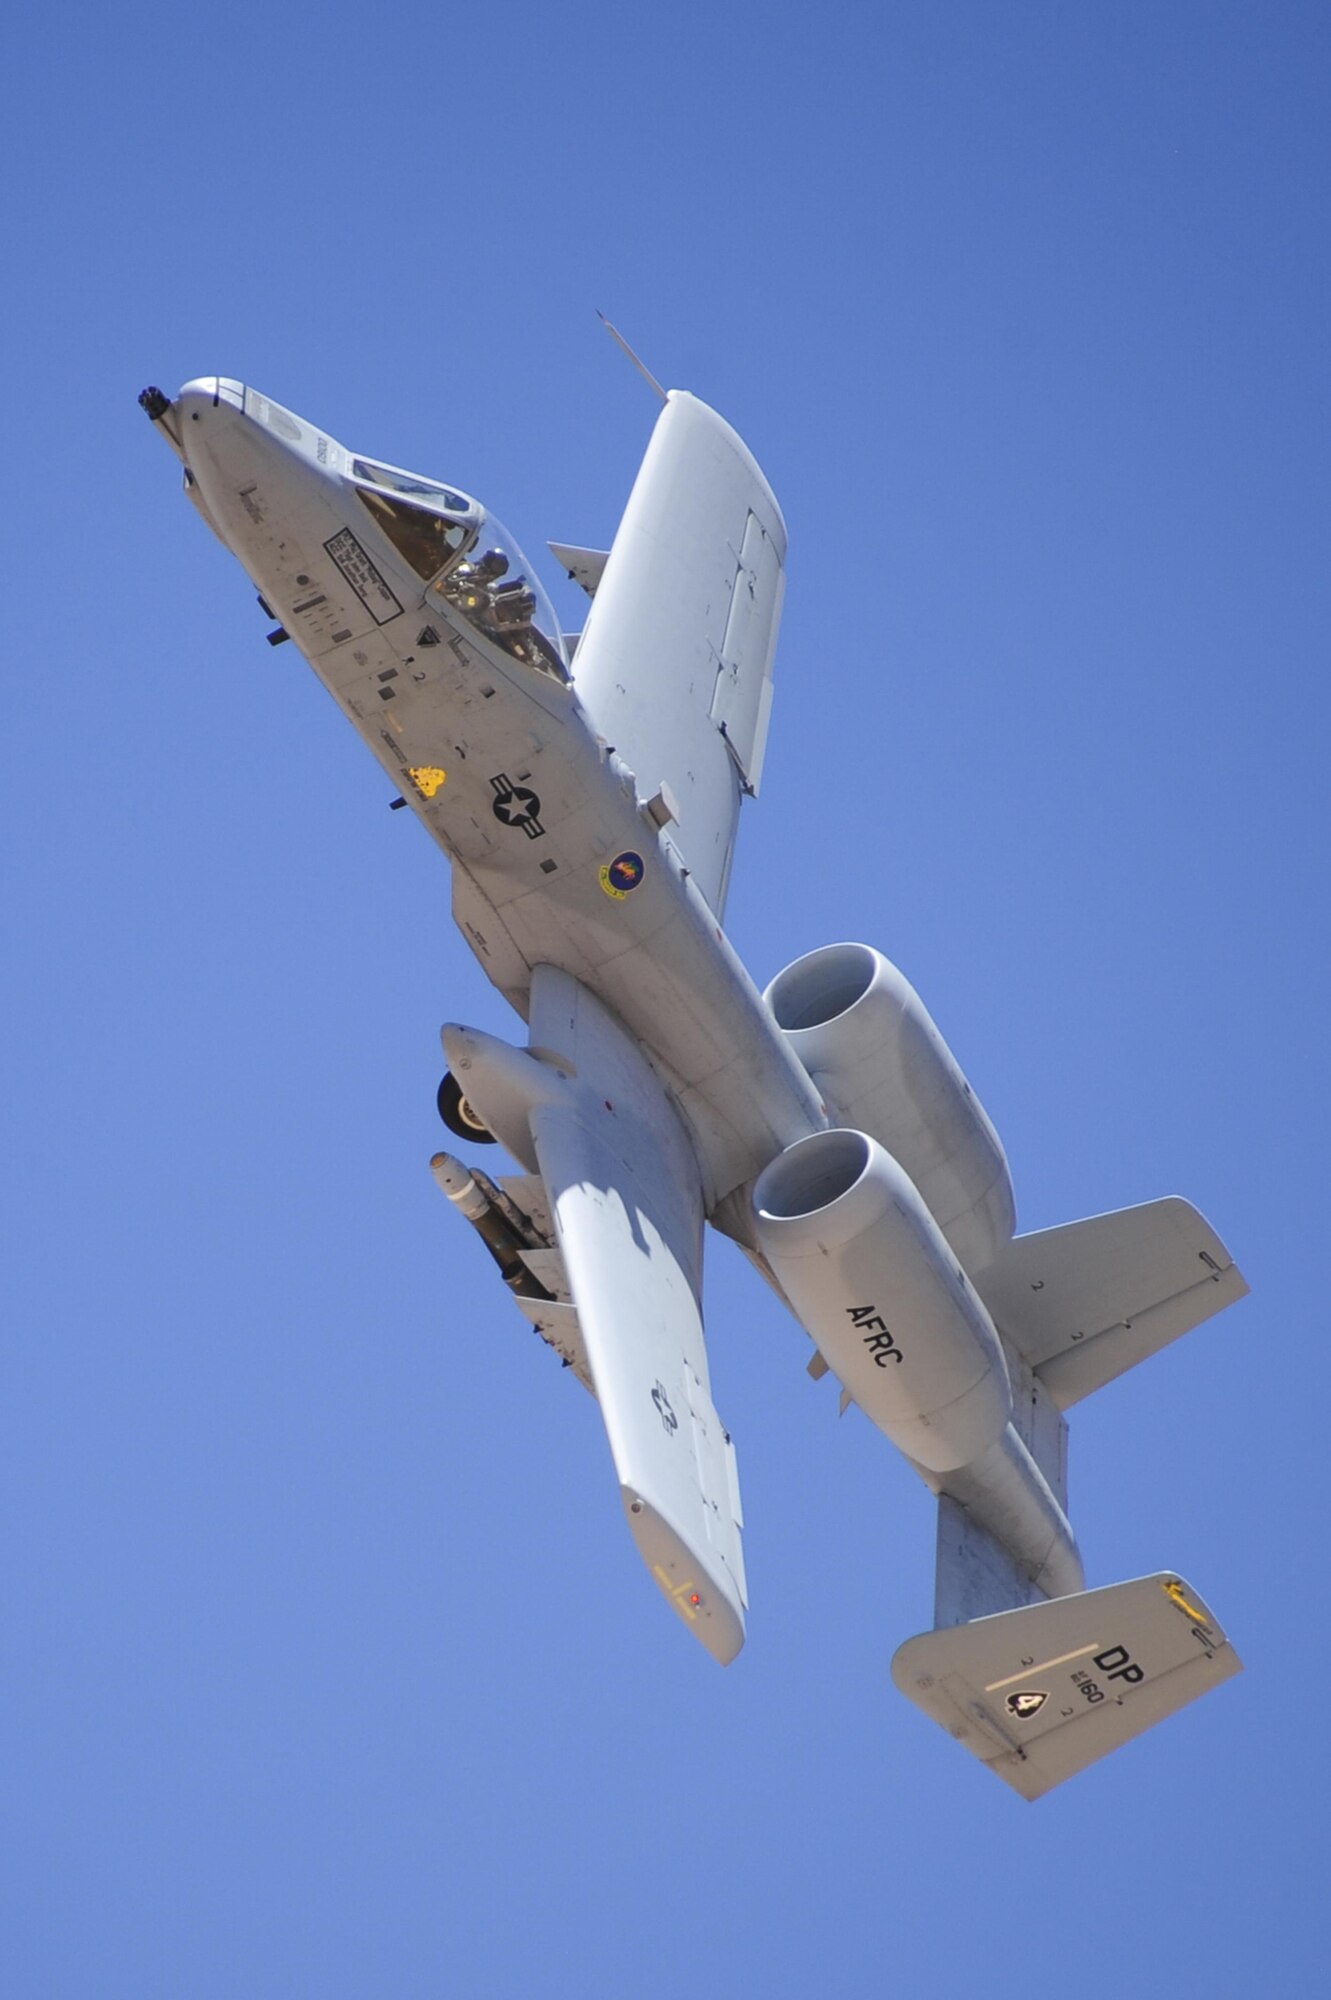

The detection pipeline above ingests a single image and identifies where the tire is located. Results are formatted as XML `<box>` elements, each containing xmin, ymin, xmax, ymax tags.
<box><xmin>437</xmin><ymin>1071</ymin><xmax>497</xmax><ymax>1144</ymax></box>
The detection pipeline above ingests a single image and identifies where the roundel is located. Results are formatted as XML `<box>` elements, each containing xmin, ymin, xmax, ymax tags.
<box><xmin>599</xmin><ymin>850</ymin><xmax>646</xmax><ymax>900</ymax></box>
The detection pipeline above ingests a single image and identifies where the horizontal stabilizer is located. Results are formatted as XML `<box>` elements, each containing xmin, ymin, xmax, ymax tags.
<box><xmin>892</xmin><ymin>1573</ymin><xmax>1241</xmax><ymax>1800</ymax></box>
<box><xmin>548</xmin><ymin>543</ymin><xmax>609</xmax><ymax>598</ymax></box>
<box><xmin>975</xmin><ymin>1197</ymin><xmax>1247</xmax><ymax>1408</ymax></box>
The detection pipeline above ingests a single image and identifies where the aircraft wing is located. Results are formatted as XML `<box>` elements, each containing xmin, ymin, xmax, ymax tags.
<box><xmin>571</xmin><ymin>391</ymin><xmax>786</xmax><ymax>916</ymax></box>
<box><xmin>522</xmin><ymin>974</ymin><xmax>747</xmax><ymax>1665</ymax></box>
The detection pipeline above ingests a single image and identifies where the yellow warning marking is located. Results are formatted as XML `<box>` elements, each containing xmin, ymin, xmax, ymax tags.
<box><xmin>1163</xmin><ymin>1580</ymin><xmax>1210</xmax><ymax>1627</ymax></box>
<box><xmin>408</xmin><ymin>766</ymin><xmax>448</xmax><ymax>799</ymax></box>
<box><xmin>986</xmin><ymin>1642</ymin><xmax>1101</xmax><ymax>1693</ymax></box>
<box><xmin>652</xmin><ymin>1564</ymin><xmax>700</xmax><ymax>1623</ymax></box>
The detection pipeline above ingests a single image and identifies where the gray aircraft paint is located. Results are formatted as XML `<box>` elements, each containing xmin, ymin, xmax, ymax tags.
<box><xmin>144</xmin><ymin>373</ymin><xmax>1246</xmax><ymax>1795</ymax></box>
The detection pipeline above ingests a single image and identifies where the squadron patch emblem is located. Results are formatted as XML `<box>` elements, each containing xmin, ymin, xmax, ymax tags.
<box><xmin>599</xmin><ymin>850</ymin><xmax>645</xmax><ymax>899</ymax></box>
<box><xmin>1005</xmin><ymin>1690</ymin><xmax>1049</xmax><ymax>1721</ymax></box>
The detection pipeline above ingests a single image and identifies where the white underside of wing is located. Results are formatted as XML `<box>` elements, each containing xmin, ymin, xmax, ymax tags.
<box><xmin>524</xmin><ymin>969</ymin><xmax>747</xmax><ymax>1664</ymax></box>
<box><xmin>571</xmin><ymin>392</ymin><xmax>786</xmax><ymax>915</ymax></box>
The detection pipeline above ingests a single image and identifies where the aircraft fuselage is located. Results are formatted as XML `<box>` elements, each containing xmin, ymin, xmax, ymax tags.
<box><xmin>168</xmin><ymin>378</ymin><xmax>823</xmax><ymax>1209</ymax></box>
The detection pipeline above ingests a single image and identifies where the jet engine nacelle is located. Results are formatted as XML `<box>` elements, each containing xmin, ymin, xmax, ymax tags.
<box><xmin>753</xmin><ymin>1129</ymin><xmax>1012</xmax><ymax>1473</ymax></box>
<box><xmin>764</xmin><ymin>943</ymin><xmax>1015</xmax><ymax>1273</ymax></box>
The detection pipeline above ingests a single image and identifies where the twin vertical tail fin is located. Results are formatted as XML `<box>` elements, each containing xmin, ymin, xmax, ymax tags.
<box><xmin>892</xmin><ymin>1573</ymin><xmax>1241</xmax><ymax>1800</ymax></box>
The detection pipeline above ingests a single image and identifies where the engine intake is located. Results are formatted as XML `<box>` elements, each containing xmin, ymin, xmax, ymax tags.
<box><xmin>765</xmin><ymin>943</ymin><xmax>1015</xmax><ymax>1273</ymax></box>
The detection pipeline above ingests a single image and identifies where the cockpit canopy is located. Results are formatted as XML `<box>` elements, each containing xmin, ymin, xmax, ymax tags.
<box><xmin>352</xmin><ymin>457</ymin><xmax>567</xmax><ymax>681</ymax></box>
<box><xmin>351</xmin><ymin>458</ymin><xmax>473</xmax><ymax>511</ymax></box>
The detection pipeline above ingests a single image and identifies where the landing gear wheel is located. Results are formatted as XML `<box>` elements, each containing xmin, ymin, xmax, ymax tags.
<box><xmin>437</xmin><ymin>1071</ymin><xmax>496</xmax><ymax>1144</ymax></box>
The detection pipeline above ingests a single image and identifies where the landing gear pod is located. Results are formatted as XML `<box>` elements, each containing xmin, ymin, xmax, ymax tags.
<box><xmin>753</xmin><ymin>1129</ymin><xmax>1012</xmax><ymax>1472</ymax></box>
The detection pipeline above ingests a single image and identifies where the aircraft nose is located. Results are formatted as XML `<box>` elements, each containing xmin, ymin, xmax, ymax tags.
<box><xmin>170</xmin><ymin>375</ymin><xmax>329</xmax><ymax>527</ymax></box>
<box><xmin>174</xmin><ymin>379</ymin><xmax>250</xmax><ymax>452</ymax></box>
<box><xmin>176</xmin><ymin>378</ymin><xmax>319</xmax><ymax>461</ymax></box>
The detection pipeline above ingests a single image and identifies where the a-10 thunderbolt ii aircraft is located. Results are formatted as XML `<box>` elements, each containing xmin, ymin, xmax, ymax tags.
<box><xmin>142</xmin><ymin>368</ymin><xmax>1247</xmax><ymax>1799</ymax></box>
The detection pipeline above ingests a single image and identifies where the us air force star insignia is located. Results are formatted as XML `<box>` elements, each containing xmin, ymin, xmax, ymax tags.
<box><xmin>599</xmin><ymin>849</ymin><xmax>646</xmax><ymax>899</ymax></box>
<box><xmin>489</xmin><ymin>772</ymin><xmax>545</xmax><ymax>839</ymax></box>
<box><xmin>1005</xmin><ymin>1690</ymin><xmax>1049</xmax><ymax>1720</ymax></box>
<box><xmin>651</xmin><ymin>1382</ymin><xmax>678</xmax><ymax>1434</ymax></box>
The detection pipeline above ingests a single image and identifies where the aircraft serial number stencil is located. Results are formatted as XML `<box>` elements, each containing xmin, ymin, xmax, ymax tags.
<box><xmin>323</xmin><ymin>526</ymin><xmax>403</xmax><ymax>625</ymax></box>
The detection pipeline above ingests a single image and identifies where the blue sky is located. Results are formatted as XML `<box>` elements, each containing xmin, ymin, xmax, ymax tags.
<box><xmin>4</xmin><ymin>3</ymin><xmax>1327</xmax><ymax>1992</ymax></box>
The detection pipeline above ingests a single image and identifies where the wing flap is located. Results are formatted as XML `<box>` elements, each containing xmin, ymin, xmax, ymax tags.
<box><xmin>512</xmin><ymin>1294</ymin><xmax>595</xmax><ymax>1393</ymax></box>
<box><xmin>708</xmin><ymin>508</ymin><xmax>784</xmax><ymax>791</ymax></box>
<box><xmin>892</xmin><ymin>1574</ymin><xmax>1241</xmax><ymax>1800</ymax></box>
